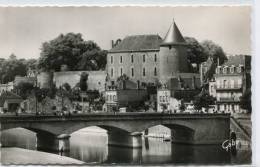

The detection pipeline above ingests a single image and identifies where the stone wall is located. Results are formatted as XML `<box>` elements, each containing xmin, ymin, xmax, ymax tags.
<box><xmin>37</xmin><ymin>72</ymin><xmax>53</xmax><ymax>89</ymax></box>
<box><xmin>53</xmin><ymin>71</ymin><xmax>106</xmax><ymax>92</ymax></box>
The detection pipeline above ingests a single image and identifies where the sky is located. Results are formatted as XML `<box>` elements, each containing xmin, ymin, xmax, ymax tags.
<box><xmin>0</xmin><ymin>6</ymin><xmax>251</xmax><ymax>59</ymax></box>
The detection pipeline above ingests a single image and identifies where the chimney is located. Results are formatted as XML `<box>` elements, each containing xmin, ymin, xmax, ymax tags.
<box><xmin>111</xmin><ymin>40</ymin><xmax>115</xmax><ymax>48</ymax></box>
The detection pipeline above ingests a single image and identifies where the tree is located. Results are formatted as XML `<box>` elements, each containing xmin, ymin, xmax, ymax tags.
<box><xmin>0</xmin><ymin>54</ymin><xmax>27</xmax><ymax>83</ymax></box>
<box><xmin>240</xmin><ymin>89</ymin><xmax>251</xmax><ymax>113</ymax></box>
<box><xmin>185</xmin><ymin>37</ymin><xmax>207</xmax><ymax>72</ymax></box>
<box><xmin>193</xmin><ymin>90</ymin><xmax>216</xmax><ymax>110</ymax></box>
<box><xmin>201</xmin><ymin>40</ymin><xmax>227</xmax><ymax>65</ymax></box>
<box><xmin>38</xmin><ymin>33</ymin><xmax>107</xmax><ymax>71</ymax></box>
<box><xmin>62</xmin><ymin>83</ymin><xmax>71</xmax><ymax>92</ymax></box>
<box><xmin>79</xmin><ymin>72</ymin><xmax>88</xmax><ymax>91</ymax></box>
<box><xmin>25</xmin><ymin>59</ymin><xmax>38</xmax><ymax>71</ymax></box>
<box><xmin>15</xmin><ymin>82</ymin><xmax>35</xmax><ymax>99</ymax></box>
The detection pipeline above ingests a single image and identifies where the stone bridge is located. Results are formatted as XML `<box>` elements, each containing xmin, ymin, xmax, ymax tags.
<box><xmin>0</xmin><ymin>113</ymin><xmax>230</xmax><ymax>151</ymax></box>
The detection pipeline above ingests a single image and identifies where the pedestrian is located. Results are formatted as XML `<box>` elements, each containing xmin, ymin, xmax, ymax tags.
<box><xmin>60</xmin><ymin>146</ymin><xmax>64</xmax><ymax>156</ymax></box>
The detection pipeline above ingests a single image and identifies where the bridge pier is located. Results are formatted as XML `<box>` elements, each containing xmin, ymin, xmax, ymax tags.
<box><xmin>36</xmin><ymin>133</ymin><xmax>70</xmax><ymax>152</ymax></box>
<box><xmin>108</xmin><ymin>131</ymin><xmax>142</xmax><ymax>148</ymax></box>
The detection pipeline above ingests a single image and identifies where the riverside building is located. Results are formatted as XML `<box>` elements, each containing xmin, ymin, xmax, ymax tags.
<box><xmin>211</xmin><ymin>55</ymin><xmax>251</xmax><ymax>114</ymax></box>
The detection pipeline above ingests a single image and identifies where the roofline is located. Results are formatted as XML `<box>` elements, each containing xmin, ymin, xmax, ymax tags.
<box><xmin>108</xmin><ymin>49</ymin><xmax>160</xmax><ymax>53</ymax></box>
<box><xmin>160</xmin><ymin>42</ymin><xmax>188</xmax><ymax>47</ymax></box>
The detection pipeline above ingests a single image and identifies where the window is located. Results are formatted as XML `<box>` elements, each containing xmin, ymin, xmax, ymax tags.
<box><xmin>111</xmin><ymin>56</ymin><xmax>113</xmax><ymax>64</ymax></box>
<box><xmin>230</xmin><ymin>80</ymin><xmax>234</xmax><ymax>88</ymax></box>
<box><xmin>230</xmin><ymin>66</ymin><xmax>234</xmax><ymax>73</ymax></box>
<box><xmin>223</xmin><ymin>67</ymin><xmax>227</xmax><ymax>74</ymax></box>
<box><xmin>238</xmin><ymin>78</ymin><xmax>242</xmax><ymax>87</ymax></box>
<box><xmin>217</xmin><ymin>80</ymin><xmax>220</xmax><ymax>88</ymax></box>
<box><xmin>113</xmin><ymin>95</ymin><xmax>116</xmax><ymax>101</ymax></box>
<box><xmin>111</xmin><ymin>68</ymin><xmax>113</xmax><ymax>77</ymax></box>
<box><xmin>162</xmin><ymin>96</ymin><xmax>165</xmax><ymax>102</ymax></box>
<box><xmin>120</xmin><ymin>56</ymin><xmax>122</xmax><ymax>63</ymax></box>
<box><xmin>237</xmin><ymin>66</ymin><xmax>242</xmax><ymax>73</ymax></box>
<box><xmin>143</xmin><ymin>54</ymin><xmax>145</xmax><ymax>62</ymax></box>
<box><xmin>223</xmin><ymin>80</ymin><xmax>227</xmax><ymax>88</ymax></box>
<box><xmin>159</xmin><ymin>96</ymin><xmax>162</xmax><ymax>102</ymax></box>
<box><xmin>165</xmin><ymin>96</ymin><xmax>168</xmax><ymax>102</ymax></box>
<box><xmin>120</xmin><ymin>67</ymin><xmax>123</xmax><ymax>76</ymax></box>
<box><xmin>154</xmin><ymin>67</ymin><xmax>157</xmax><ymax>76</ymax></box>
<box><xmin>211</xmin><ymin>85</ymin><xmax>214</xmax><ymax>94</ymax></box>
<box><xmin>154</xmin><ymin>54</ymin><xmax>157</xmax><ymax>62</ymax></box>
<box><xmin>131</xmin><ymin>54</ymin><xmax>134</xmax><ymax>63</ymax></box>
<box><xmin>131</xmin><ymin>67</ymin><xmax>134</xmax><ymax>77</ymax></box>
<box><xmin>143</xmin><ymin>68</ymin><xmax>146</xmax><ymax>76</ymax></box>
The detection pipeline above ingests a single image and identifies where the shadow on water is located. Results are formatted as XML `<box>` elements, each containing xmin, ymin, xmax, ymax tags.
<box><xmin>170</xmin><ymin>144</ymin><xmax>231</xmax><ymax>165</ymax></box>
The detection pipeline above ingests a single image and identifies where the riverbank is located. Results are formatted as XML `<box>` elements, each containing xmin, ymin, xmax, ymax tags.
<box><xmin>1</xmin><ymin>147</ymin><xmax>85</xmax><ymax>165</ymax></box>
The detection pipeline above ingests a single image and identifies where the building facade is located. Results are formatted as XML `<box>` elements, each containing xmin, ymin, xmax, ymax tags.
<box><xmin>107</xmin><ymin>35</ymin><xmax>162</xmax><ymax>85</ymax></box>
<box><xmin>105</xmin><ymin>86</ymin><xmax>147</xmax><ymax>112</ymax></box>
<box><xmin>214</xmin><ymin>55</ymin><xmax>251</xmax><ymax>114</ymax></box>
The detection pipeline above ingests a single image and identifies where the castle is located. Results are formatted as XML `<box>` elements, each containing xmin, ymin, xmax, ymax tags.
<box><xmin>106</xmin><ymin>19</ymin><xmax>200</xmax><ymax>90</ymax></box>
<box><xmin>105</xmin><ymin>20</ymin><xmax>201</xmax><ymax>111</ymax></box>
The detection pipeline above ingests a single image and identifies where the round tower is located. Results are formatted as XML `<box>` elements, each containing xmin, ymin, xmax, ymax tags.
<box><xmin>159</xmin><ymin>19</ymin><xmax>189</xmax><ymax>84</ymax></box>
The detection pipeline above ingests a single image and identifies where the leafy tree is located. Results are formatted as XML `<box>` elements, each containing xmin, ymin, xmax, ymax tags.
<box><xmin>25</xmin><ymin>59</ymin><xmax>38</xmax><ymax>71</ymax></box>
<box><xmin>62</xmin><ymin>83</ymin><xmax>71</xmax><ymax>91</ymax></box>
<box><xmin>240</xmin><ymin>89</ymin><xmax>251</xmax><ymax>113</ymax></box>
<box><xmin>193</xmin><ymin>90</ymin><xmax>216</xmax><ymax>110</ymax></box>
<box><xmin>201</xmin><ymin>40</ymin><xmax>227</xmax><ymax>65</ymax></box>
<box><xmin>15</xmin><ymin>82</ymin><xmax>34</xmax><ymax>99</ymax></box>
<box><xmin>79</xmin><ymin>72</ymin><xmax>88</xmax><ymax>91</ymax></box>
<box><xmin>185</xmin><ymin>37</ymin><xmax>207</xmax><ymax>71</ymax></box>
<box><xmin>38</xmin><ymin>33</ymin><xmax>107</xmax><ymax>71</ymax></box>
<box><xmin>0</xmin><ymin>54</ymin><xmax>27</xmax><ymax>83</ymax></box>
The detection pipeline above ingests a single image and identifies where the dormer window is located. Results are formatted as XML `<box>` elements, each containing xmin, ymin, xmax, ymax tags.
<box><xmin>237</xmin><ymin>66</ymin><xmax>242</xmax><ymax>73</ymax></box>
<box><xmin>230</xmin><ymin>66</ymin><xmax>234</xmax><ymax>73</ymax></box>
<box><xmin>223</xmin><ymin>67</ymin><xmax>227</xmax><ymax>74</ymax></box>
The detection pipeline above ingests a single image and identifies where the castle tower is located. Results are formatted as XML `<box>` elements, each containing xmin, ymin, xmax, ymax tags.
<box><xmin>159</xmin><ymin>19</ymin><xmax>189</xmax><ymax>84</ymax></box>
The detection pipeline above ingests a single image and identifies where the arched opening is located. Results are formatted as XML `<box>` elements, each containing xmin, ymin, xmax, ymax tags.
<box><xmin>70</xmin><ymin>126</ymin><xmax>108</xmax><ymax>163</ymax></box>
<box><xmin>141</xmin><ymin>123</ymin><xmax>196</xmax><ymax>164</ymax></box>
<box><xmin>1</xmin><ymin>128</ymin><xmax>36</xmax><ymax>150</ymax></box>
<box><xmin>68</xmin><ymin>125</ymin><xmax>136</xmax><ymax>163</ymax></box>
<box><xmin>142</xmin><ymin>125</ymin><xmax>172</xmax><ymax>163</ymax></box>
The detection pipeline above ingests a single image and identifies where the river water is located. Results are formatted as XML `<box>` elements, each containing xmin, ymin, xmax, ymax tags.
<box><xmin>1</xmin><ymin>127</ymin><xmax>251</xmax><ymax>165</ymax></box>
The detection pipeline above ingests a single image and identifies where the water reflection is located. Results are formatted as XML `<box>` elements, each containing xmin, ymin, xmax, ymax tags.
<box><xmin>1</xmin><ymin>128</ymin><xmax>251</xmax><ymax>165</ymax></box>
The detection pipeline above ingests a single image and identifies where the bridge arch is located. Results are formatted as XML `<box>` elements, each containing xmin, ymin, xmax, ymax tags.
<box><xmin>63</xmin><ymin>123</ymin><xmax>133</xmax><ymax>135</ymax></box>
<box><xmin>140</xmin><ymin>121</ymin><xmax>196</xmax><ymax>144</ymax></box>
<box><xmin>1</xmin><ymin>124</ymin><xmax>59</xmax><ymax>136</ymax></box>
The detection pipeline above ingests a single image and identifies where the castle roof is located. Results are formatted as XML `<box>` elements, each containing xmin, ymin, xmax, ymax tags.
<box><xmin>161</xmin><ymin>19</ymin><xmax>186</xmax><ymax>46</ymax></box>
<box><xmin>109</xmin><ymin>34</ymin><xmax>162</xmax><ymax>53</ymax></box>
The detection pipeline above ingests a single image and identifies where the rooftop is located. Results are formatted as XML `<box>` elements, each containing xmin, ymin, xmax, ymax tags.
<box><xmin>223</xmin><ymin>55</ymin><xmax>251</xmax><ymax>67</ymax></box>
<box><xmin>161</xmin><ymin>19</ymin><xmax>186</xmax><ymax>46</ymax></box>
<box><xmin>0</xmin><ymin>91</ymin><xmax>22</xmax><ymax>107</ymax></box>
<box><xmin>109</xmin><ymin>34</ymin><xmax>162</xmax><ymax>53</ymax></box>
